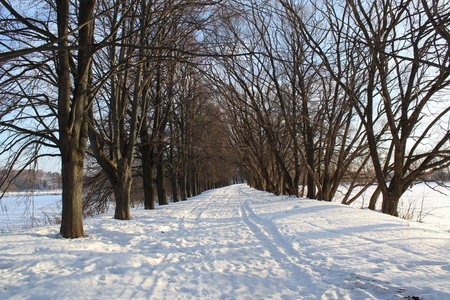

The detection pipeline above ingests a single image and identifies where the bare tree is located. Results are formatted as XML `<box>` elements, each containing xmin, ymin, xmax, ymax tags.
<box><xmin>87</xmin><ymin>0</ymin><xmax>150</xmax><ymax>220</ymax></box>
<box><xmin>0</xmin><ymin>0</ymin><xmax>98</xmax><ymax>238</ymax></box>
<box><xmin>210</xmin><ymin>0</ymin><xmax>370</xmax><ymax>201</ymax></box>
<box><xmin>137</xmin><ymin>0</ymin><xmax>223</xmax><ymax>207</ymax></box>
<box><xmin>287</xmin><ymin>0</ymin><xmax>450</xmax><ymax>215</ymax></box>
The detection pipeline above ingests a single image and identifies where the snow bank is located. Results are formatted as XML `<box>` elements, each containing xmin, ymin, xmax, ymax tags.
<box><xmin>0</xmin><ymin>184</ymin><xmax>449</xmax><ymax>299</ymax></box>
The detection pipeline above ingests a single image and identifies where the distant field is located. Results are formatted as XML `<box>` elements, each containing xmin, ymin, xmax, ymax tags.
<box><xmin>0</xmin><ymin>193</ymin><xmax>61</xmax><ymax>232</ymax></box>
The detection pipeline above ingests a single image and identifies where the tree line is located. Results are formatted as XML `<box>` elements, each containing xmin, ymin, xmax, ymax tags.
<box><xmin>0</xmin><ymin>0</ymin><xmax>449</xmax><ymax>238</ymax></box>
<box><xmin>210</xmin><ymin>0</ymin><xmax>449</xmax><ymax>213</ymax></box>
<box><xmin>0</xmin><ymin>0</ymin><xmax>240</xmax><ymax>238</ymax></box>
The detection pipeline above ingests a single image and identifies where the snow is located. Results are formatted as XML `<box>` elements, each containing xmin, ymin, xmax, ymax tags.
<box><xmin>1</xmin><ymin>184</ymin><xmax>450</xmax><ymax>299</ymax></box>
<box><xmin>336</xmin><ymin>182</ymin><xmax>450</xmax><ymax>233</ymax></box>
<box><xmin>0</xmin><ymin>193</ymin><xmax>61</xmax><ymax>232</ymax></box>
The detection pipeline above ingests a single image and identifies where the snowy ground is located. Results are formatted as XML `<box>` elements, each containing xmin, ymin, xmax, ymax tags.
<box><xmin>1</xmin><ymin>184</ymin><xmax>450</xmax><ymax>299</ymax></box>
<box><xmin>0</xmin><ymin>192</ymin><xmax>61</xmax><ymax>232</ymax></box>
<box><xmin>336</xmin><ymin>182</ymin><xmax>450</xmax><ymax>233</ymax></box>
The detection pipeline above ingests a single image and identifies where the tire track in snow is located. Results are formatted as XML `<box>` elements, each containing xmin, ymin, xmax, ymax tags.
<box><xmin>173</xmin><ymin>193</ymin><xmax>215</xmax><ymax>232</ymax></box>
<box><xmin>171</xmin><ymin>185</ymin><xmax>311</xmax><ymax>298</ymax></box>
<box><xmin>145</xmin><ymin>185</ymin><xmax>412</xmax><ymax>299</ymax></box>
<box><xmin>239</xmin><ymin>200</ymin><xmax>319</xmax><ymax>295</ymax></box>
<box><xmin>235</xmin><ymin>186</ymin><xmax>408</xmax><ymax>299</ymax></box>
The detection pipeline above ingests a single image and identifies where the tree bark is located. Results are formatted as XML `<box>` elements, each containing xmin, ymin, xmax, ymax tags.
<box><xmin>140</xmin><ymin>123</ymin><xmax>156</xmax><ymax>209</ymax></box>
<box><xmin>368</xmin><ymin>187</ymin><xmax>380</xmax><ymax>211</ymax></box>
<box><xmin>180</xmin><ymin>169</ymin><xmax>188</xmax><ymax>200</ymax></box>
<box><xmin>142</xmin><ymin>151</ymin><xmax>156</xmax><ymax>209</ymax></box>
<box><xmin>113</xmin><ymin>166</ymin><xmax>132</xmax><ymax>220</ymax></box>
<box><xmin>170</xmin><ymin>173</ymin><xmax>180</xmax><ymax>202</ymax></box>
<box><xmin>382</xmin><ymin>192</ymin><xmax>400</xmax><ymax>216</ymax></box>
<box><xmin>57</xmin><ymin>0</ymin><xmax>95</xmax><ymax>238</ymax></box>
<box><xmin>156</xmin><ymin>154</ymin><xmax>167</xmax><ymax>205</ymax></box>
<box><xmin>60</xmin><ymin>146</ymin><xmax>85</xmax><ymax>238</ymax></box>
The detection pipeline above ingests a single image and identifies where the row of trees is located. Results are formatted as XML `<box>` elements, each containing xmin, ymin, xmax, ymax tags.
<box><xmin>210</xmin><ymin>0</ymin><xmax>449</xmax><ymax>214</ymax></box>
<box><xmin>0</xmin><ymin>0</ymin><xmax>449</xmax><ymax>238</ymax></box>
<box><xmin>0</xmin><ymin>0</ymin><xmax>238</xmax><ymax>238</ymax></box>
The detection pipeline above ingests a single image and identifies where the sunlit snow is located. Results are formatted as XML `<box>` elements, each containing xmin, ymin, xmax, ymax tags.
<box><xmin>0</xmin><ymin>184</ymin><xmax>449</xmax><ymax>299</ymax></box>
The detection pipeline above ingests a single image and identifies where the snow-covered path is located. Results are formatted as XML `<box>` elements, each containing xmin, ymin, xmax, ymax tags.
<box><xmin>1</xmin><ymin>184</ymin><xmax>449</xmax><ymax>299</ymax></box>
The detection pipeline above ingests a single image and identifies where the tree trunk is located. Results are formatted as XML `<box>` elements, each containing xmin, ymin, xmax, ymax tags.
<box><xmin>170</xmin><ymin>173</ymin><xmax>180</xmax><ymax>202</ymax></box>
<box><xmin>368</xmin><ymin>187</ymin><xmax>381</xmax><ymax>210</ymax></box>
<box><xmin>57</xmin><ymin>0</ymin><xmax>94</xmax><ymax>238</ymax></box>
<box><xmin>156</xmin><ymin>159</ymin><xmax>167</xmax><ymax>205</ymax></box>
<box><xmin>141</xmin><ymin>142</ymin><xmax>156</xmax><ymax>209</ymax></box>
<box><xmin>142</xmin><ymin>162</ymin><xmax>156</xmax><ymax>209</ymax></box>
<box><xmin>186</xmin><ymin>172</ymin><xmax>192</xmax><ymax>198</ymax></box>
<box><xmin>320</xmin><ymin>173</ymin><xmax>332</xmax><ymax>201</ymax></box>
<box><xmin>114</xmin><ymin>166</ymin><xmax>132</xmax><ymax>220</ymax></box>
<box><xmin>180</xmin><ymin>169</ymin><xmax>188</xmax><ymax>200</ymax></box>
<box><xmin>193</xmin><ymin>171</ymin><xmax>199</xmax><ymax>196</ymax></box>
<box><xmin>382</xmin><ymin>188</ymin><xmax>401</xmax><ymax>216</ymax></box>
<box><xmin>60</xmin><ymin>147</ymin><xmax>85</xmax><ymax>238</ymax></box>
